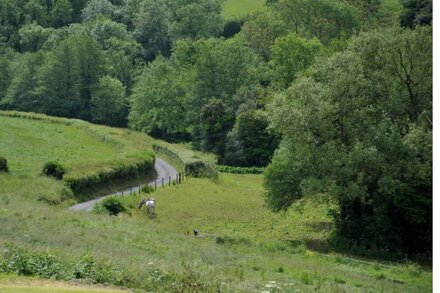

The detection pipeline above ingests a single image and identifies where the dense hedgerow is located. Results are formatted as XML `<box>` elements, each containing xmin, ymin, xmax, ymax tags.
<box><xmin>216</xmin><ymin>165</ymin><xmax>265</xmax><ymax>174</ymax></box>
<box><xmin>0</xmin><ymin>156</ymin><xmax>8</xmax><ymax>172</ymax></box>
<box><xmin>43</xmin><ymin>161</ymin><xmax>66</xmax><ymax>179</ymax></box>
<box><xmin>64</xmin><ymin>153</ymin><xmax>155</xmax><ymax>194</ymax></box>
<box><xmin>185</xmin><ymin>161</ymin><xmax>218</xmax><ymax>178</ymax></box>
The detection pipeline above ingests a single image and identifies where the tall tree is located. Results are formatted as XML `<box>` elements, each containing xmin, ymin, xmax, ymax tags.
<box><xmin>4</xmin><ymin>52</ymin><xmax>46</xmax><ymax>112</ymax></box>
<box><xmin>134</xmin><ymin>0</ymin><xmax>170</xmax><ymax>60</ymax></box>
<box><xmin>129</xmin><ymin>56</ymin><xmax>187</xmax><ymax>136</ymax></box>
<box><xmin>265</xmin><ymin>27</ymin><xmax>432</xmax><ymax>255</ymax></box>
<box><xmin>91</xmin><ymin>75</ymin><xmax>127</xmax><ymax>126</ymax></box>
<box><xmin>270</xmin><ymin>33</ymin><xmax>324</xmax><ymax>89</ymax></box>
<box><xmin>165</xmin><ymin>0</ymin><xmax>223</xmax><ymax>43</ymax></box>
<box><xmin>400</xmin><ymin>0</ymin><xmax>432</xmax><ymax>28</ymax></box>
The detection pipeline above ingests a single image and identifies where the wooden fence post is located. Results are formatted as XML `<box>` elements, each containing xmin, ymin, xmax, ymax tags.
<box><xmin>162</xmin><ymin>177</ymin><xmax>164</xmax><ymax>187</ymax></box>
<box><xmin>169</xmin><ymin>176</ymin><xmax>171</xmax><ymax>186</ymax></box>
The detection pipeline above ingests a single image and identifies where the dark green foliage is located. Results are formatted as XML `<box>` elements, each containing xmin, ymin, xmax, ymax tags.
<box><xmin>43</xmin><ymin>161</ymin><xmax>66</xmax><ymax>179</ymax></box>
<box><xmin>400</xmin><ymin>0</ymin><xmax>432</xmax><ymax>28</ymax></box>
<box><xmin>0</xmin><ymin>243</ymin><xmax>65</xmax><ymax>279</ymax></box>
<box><xmin>223</xmin><ymin>110</ymin><xmax>279</xmax><ymax>167</ymax></box>
<box><xmin>222</xmin><ymin>20</ymin><xmax>242</xmax><ymax>38</ymax></box>
<box><xmin>265</xmin><ymin>27</ymin><xmax>432</xmax><ymax>257</ymax></box>
<box><xmin>200</xmin><ymin>98</ymin><xmax>233</xmax><ymax>155</ymax></box>
<box><xmin>0</xmin><ymin>244</ymin><xmax>122</xmax><ymax>285</ymax></box>
<box><xmin>216</xmin><ymin>165</ymin><xmax>264</xmax><ymax>174</ymax></box>
<box><xmin>0</xmin><ymin>156</ymin><xmax>8</xmax><ymax>172</ymax></box>
<box><xmin>185</xmin><ymin>161</ymin><xmax>218</xmax><ymax>178</ymax></box>
<box><xmin>94</xmin><ymin>196</ymin><xmax>126</xmax><ymax>215</ymax></box>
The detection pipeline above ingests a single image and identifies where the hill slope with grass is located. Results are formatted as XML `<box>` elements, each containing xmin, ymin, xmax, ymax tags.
<box><xmin>0</xmin><ymin>112</ymin><xmax>432</xmax><ymax>292</ymax></box>
<box><xmin>222</xmin><ymin>0</ymin><xmax>266</xmax><ymax>19</ymax></box>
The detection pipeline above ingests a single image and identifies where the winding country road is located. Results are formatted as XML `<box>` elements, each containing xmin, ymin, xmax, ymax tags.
<box><xmin>68</xmin><ymin>157</ymin><xmax>179</xmax><ymax>212</ymax></box>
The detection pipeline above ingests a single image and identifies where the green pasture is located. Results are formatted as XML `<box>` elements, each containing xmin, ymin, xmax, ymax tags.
<box><xmin>222</xmin><ymin>0</ymin><xmax>266</xmax><ymax>19</ymax></box>
<box><xmin>0</xmin><ymin>113</ymin><xmax>432</xmax><ymax>292</ymax></box>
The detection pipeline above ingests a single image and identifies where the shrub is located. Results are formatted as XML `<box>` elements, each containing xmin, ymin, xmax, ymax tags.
<box><xmin>43</xmin><ymin>161</ymin><xmax>66</xmax><ymax>179</ymax></box>
<box><xmin>185</xmin><ymin>161</ymin><xmax>218</xmax><ymax>178</ymax></box>
<box><xmin>73</xmin><ymin>254</ymin><xmax>122</xmax><ymax>285</ymax></box>
<box><xmin>0</xmin><ymin>156</ymin><xmax>8</xmax><ymax>172</ymax></box>
<box><xmin>94</xmin><ymin>196</ymin><xmax>126</xmax><ymax>216</ymax></box>
<box><xmin>0</xmin><ymin>243</ymin><xmax>66</xmax><ymax>279</ymax></box>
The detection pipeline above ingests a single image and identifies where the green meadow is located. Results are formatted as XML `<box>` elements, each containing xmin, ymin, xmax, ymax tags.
<box><xmin>0</xmin><ymin>113</ymin><xmax>432</xmax><ymax>292</ymax></box>
<box><xmin>222</xmin><ymin>0</ymin><xmax>266</xmax><ymax>19</ymax></box>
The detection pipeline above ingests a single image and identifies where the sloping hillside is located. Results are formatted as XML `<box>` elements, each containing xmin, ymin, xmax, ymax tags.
<box><xmin>0</xmin><ymin>112</ymin><xmax>431</xmax><ymax>292</ymax></box>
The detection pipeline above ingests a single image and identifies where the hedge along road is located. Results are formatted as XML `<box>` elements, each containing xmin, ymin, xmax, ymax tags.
<box><xmin>68</xmin><ymin>157</ymin><xmax>179</xmax><ymax>212</ymax></box>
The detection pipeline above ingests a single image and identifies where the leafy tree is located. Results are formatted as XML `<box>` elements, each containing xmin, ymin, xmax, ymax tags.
<box><xmin>49</xmin><ymin>0</ymin><xmax>73</xmax><ymax>27</ymax></box>
<box><xmin>91</xmin><ymin>75</ymin><xmax>127</xmax><ymax>126</ymax></box>
<box><xmin>0</xmin><ymin>0</ymin><xmax>23</xmax><ymax>48</ymax></box>
<box><xmin>129</xmin><ymin>56</ymin><xmax>187</xmax><ymax>136</ymax></box>
<box><xmin>82</xmin><ymin>0</ymin><xmax>116</xmax><ymax>22</ymax></box>
<box><xmin>400</xmin><ymin>0</ymin><xmax>432</xmax><ymax>28</ymax></box>
<box><xmin>4</xmin><ymin>52</ymin><xmax>46</xmax><ymax>112</ymax></box>
<box><xmin>200</xmin><ymin>98</ymin><xmax>233</xmax><ymax>155</ymax></box>
<box><xmin>39</xmin><ymin>39</ymin><xmax>82</xmax><ymax>116</ymax></box>
<box><xmin>166</xmin><ymin>0</ymin><xmax>223</xmax><ymax>43</ymax></box>
<box><xmin>270</xmin><ymin>33</ymin><xmax>324</xmax><ymax>88</ymax></box>
<box><xmin>276</xmin><ymin>0</ymin><xmax>360</xmax><ymax>44</ymax></box>
<box><xmin>134</xmin><ymin>0</ymin><xmax>170</xmax><ymax>60</ymax></box>
<box><xmin>18</xmin><ymin>23</ymin><xmax>53</xmax><ymax>52</ymax></box>
<box><xmin>114</xmin><ymin>0</ymin><xmax>142</xmax><ymax>30</ymax></box>
<box><xmin>0</xmin><ymin>48</ymin><xmax>16</xmax><ymax>104</ymax></box>
<box><xmin>240</xmin><ymin>10</ymin><xmax>288</xmax><ymax>60</ymax></box>
<box><xmin>223</xmin><ymin>110</ymin><xmax>279</xmax><ymax>167</ymax></box>
<box><xmin>265</xmin><ymin>27</ymin><xmax>432</xmax><ymax>256</ymax></box>
<box><xmin>40</xmin><ymin>34</ymin><xmax>107</xmax><ymax>119</ymax></box>
<box><xmin>71</xmin><ymin>0</ymin><xmax>89</xmax><ymax>22</ymax></box>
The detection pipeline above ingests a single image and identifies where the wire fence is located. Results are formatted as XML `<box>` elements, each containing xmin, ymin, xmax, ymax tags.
<box><xmin>115</xmin><ymin>172</ymin><xmax>186</xmax><ymax>197</ymax></box>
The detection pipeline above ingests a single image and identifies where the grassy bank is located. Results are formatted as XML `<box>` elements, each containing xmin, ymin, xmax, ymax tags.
<box><xmin>222</xmin><ymin>0</ymin><xmax>267</xmax><ymax>19</ymax></box>
<box><xmin>0</xmin><ymin>111</ymin><xmax>158</xmax><ymax>203</ymax></box>
<box><xmin>0</xmin><ymin>173</ymin><xmax>432</xmax><ymax>292</ymax></box>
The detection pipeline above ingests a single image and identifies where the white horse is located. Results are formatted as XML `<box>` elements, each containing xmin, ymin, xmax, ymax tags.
<box><xmin>138</xmin><ymin>198</ymin><xmax>156</xmax><ymax>216</ymax></box>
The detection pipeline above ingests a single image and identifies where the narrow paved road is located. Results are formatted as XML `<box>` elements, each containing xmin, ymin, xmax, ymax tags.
<box><xmin>68</xmin><ymin>157</ymin><xmax>179</xmax><ymax>212</ymax></box>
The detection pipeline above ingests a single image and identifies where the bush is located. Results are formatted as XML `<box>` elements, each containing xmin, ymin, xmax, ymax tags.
<box><xmin>185</xmin><ymin>161</ymin><xmax>218</xmax><ymax>178</ymax></box>
<box><xmin>0</xmin><ymin>156</ymin><xmax>8</xmax><ymax>172</ymax></box>
<box><xmin>0</xmin><ymin>243</ymin><xmax>66</xmax><ymax>279</ymax></box>
<box><xmin>73</xmin><ymin>254</ymin><xmax>122</xmax><ymax>285</ymax></box>
<box><xmin>43</xmin><ymin>161</ymin><xmax>66</xmax><ymax>179</ymax></box>
<box><xmin>93</xmin><ymin>196</ymin><xmax>126</xmax><ymax>216</ymax></box>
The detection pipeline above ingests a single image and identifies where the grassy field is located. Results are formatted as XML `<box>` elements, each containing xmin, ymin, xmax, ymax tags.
<box><xmin>222</xmin><ymin>0</ymin><xmax>266</xmax><ymax>19</ymax></box>
<box><xmin>0</xmin><ymin>113</ymin><xmax>432</xmax><ymax>292</ymax></box>
<box><xmin>0</xmin><ymin>274</ymin><xmax>128</xmax><ymax>293</ymax></box>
